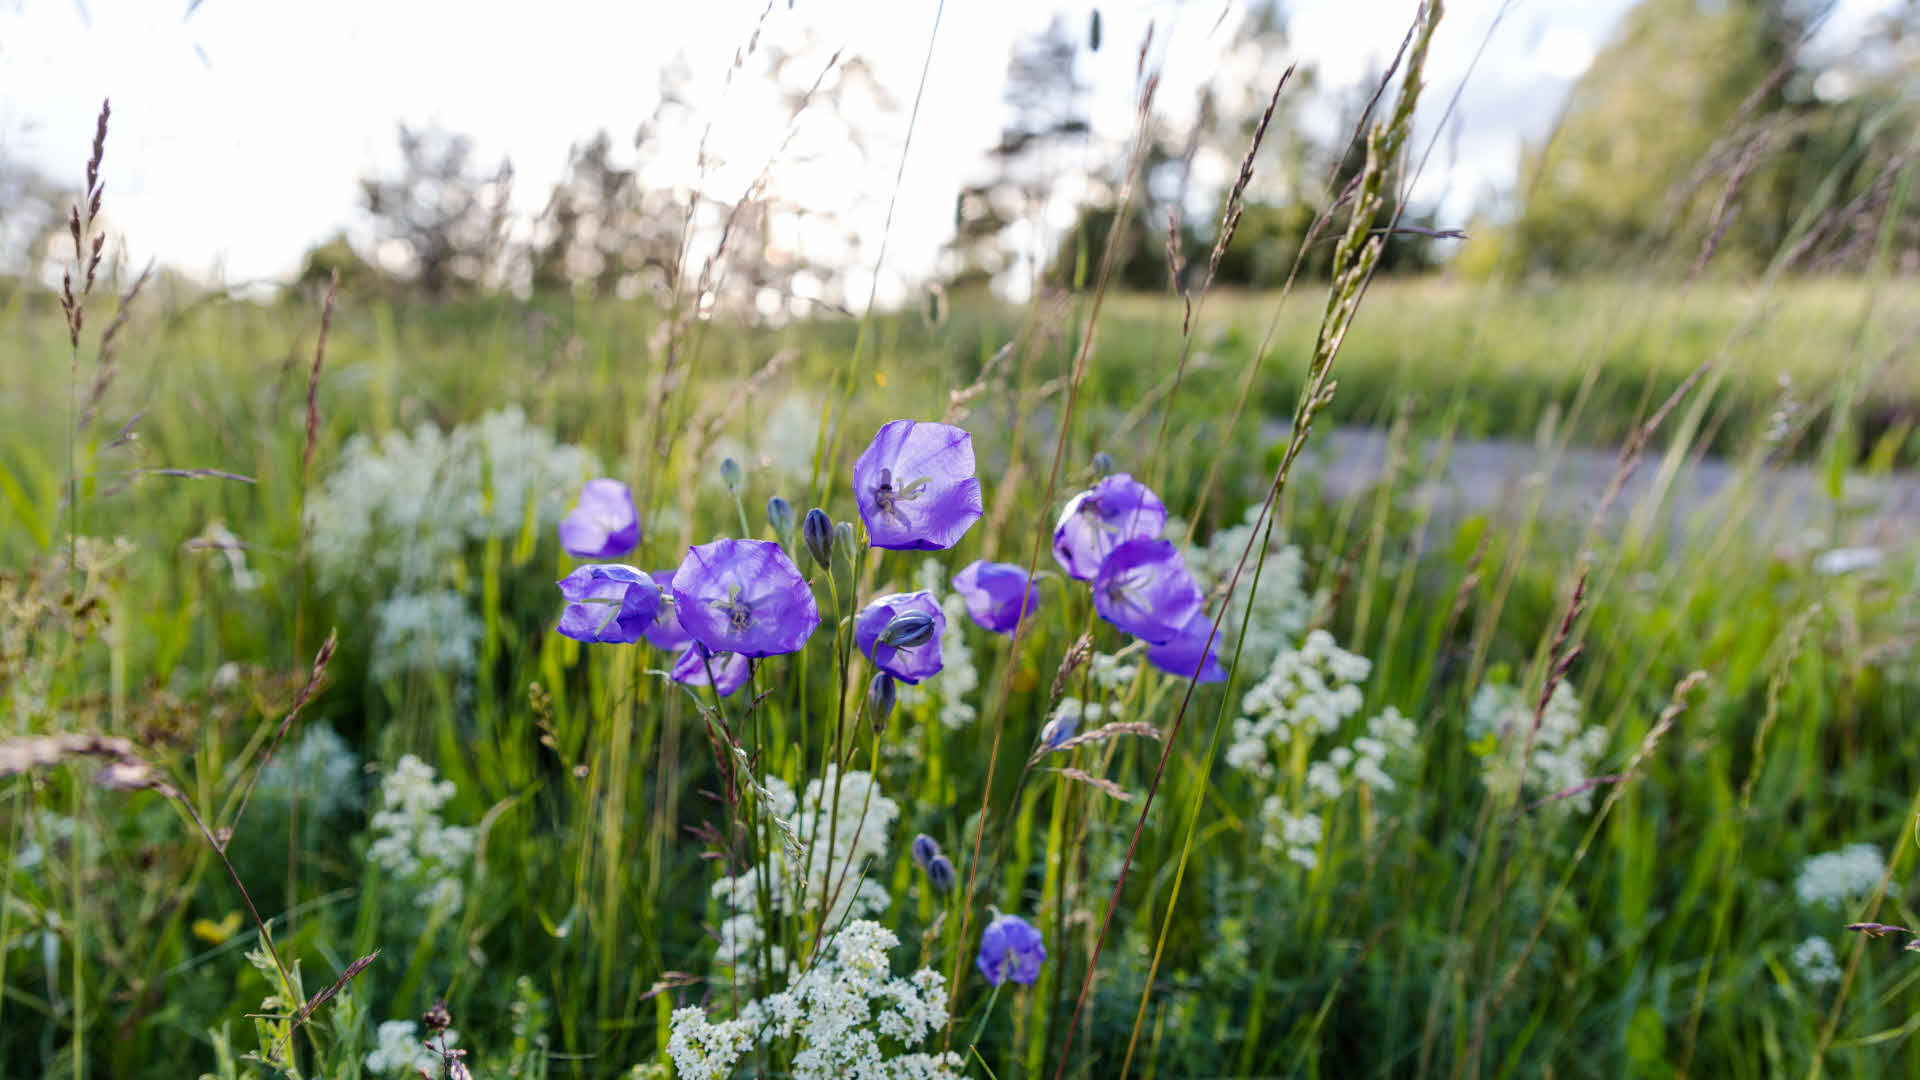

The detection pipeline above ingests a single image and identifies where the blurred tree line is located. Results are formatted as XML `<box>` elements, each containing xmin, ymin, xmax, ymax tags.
<box><xmin>1464</xmin><ymin>0</ymin><xmax>1920</xmax><ymax>279</ymax></box>
<box><xmin>8</xmin><ymin>0</ymin><xmax>1913</xmax><ymax>304</ymax></box>
<box><xmin>949</xmin><ymin>5</ymin><xmax>1441</xmax><ymax>297</ymax></box>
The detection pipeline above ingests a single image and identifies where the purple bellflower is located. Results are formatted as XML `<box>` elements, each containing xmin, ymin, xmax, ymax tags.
<box><xmin>670</xmin><ymin>539</ymin><xmax>819</xmax><ymax>658</ymax></box>
<box><xmin>1146</xmin><ymin>609</ymin><xmax>1229</xmax><ymax>683</ymax></box>
<box><xmin>951</xmin><ymin>560</ymin><xmax>1041</xmax><ymax>634</ymax></box>
<box><xmin>669</xmin><ymin>643</ymin><xmax>752</xmax><ymax>698</ymax></box>
<box><xmin>1092</xmin><ymin>538</ymin><xmax>1204</xmax><ymax>645</ymax></box>
<box><xmin>558</xmin><ymin>479</ymin><xmax>640</xmax><ymax>559</ymax></box>
<box><xmin>555</xmin><ymin>564</ymin><xmax>660</xmax><ymax>644</ymax></box>
<box><xmin>977</xmin><ymin>913</ymin><xmax>1046</xmax><ymax>986</ymax></box>
<box><xmin>640</xmin><ymin>570</ymin><xmax>693</xmax><ymax>652</ymax></box>
<box><xmin>854</xmin><ymin>590</ymin><xmax>946</xmax><ymax>684</ymax></box>
<box><xmin>1052</xmin><ymin>473</ymin><xmax>1167</xmax><ymax>581</ymax></box>
<box><xmin>853</xmin><ymin>420</ymin><xmax>984</xmax><ymax>551</ymax></box>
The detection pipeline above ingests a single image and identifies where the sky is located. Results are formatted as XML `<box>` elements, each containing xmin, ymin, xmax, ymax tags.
<box><xmin>0</xmin><ymin>0</ymin><xmax>1892</xmax><ymax>300</ymax></box>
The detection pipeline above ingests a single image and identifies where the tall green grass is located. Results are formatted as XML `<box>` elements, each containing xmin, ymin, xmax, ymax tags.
<box><xmin>4</xmin><ymin>22</ymin><xmax>1920</xmax><ymax>1080</ymax></box>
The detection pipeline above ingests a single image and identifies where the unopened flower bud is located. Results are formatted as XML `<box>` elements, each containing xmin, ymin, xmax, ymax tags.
<box><xmin>766</xmin><ymin>495</ymin><xmax>794</xmax><ymax>539</ymax></box>
<box><xmin>926</xmin><ymin>853</ymin><xmax>957</xmax><ymax>893</ymax></box>
<box><xmin>1091</xmin><ymin>451</ymin><xmax>1115</xmax><ymax>477</ymax></box>
<box><xmin>878</xmin><ymin>612</ymin><xmax>937</xmax><ymax>649</ymax></box>
<box><xmin>1039</xmin><ymin>715</ymin><xmax>1078</xmax><ymax>751</ymax></box>
<box><xmin>911</xmin><ymin>832</ymin><xmax>941</xmax><ymax>869</ymax></box>
<box><xmin>802</xmin><ymin>508</ymin><xmax>833</xmax><ymax>567</ymax></box>
<box><xmin>868</xmin><ymin>672</ymin><xmax>897</xmax><ymax>729</ymax></box>
<box><xmin>832</xmin><ymin>520</ymin><xmax>855</xmax><ymax>558</ymax></box>
<box><xmin>720</xmin><ymin>457</ymin><xmax>742</xmax><ymax>493</ymax></box>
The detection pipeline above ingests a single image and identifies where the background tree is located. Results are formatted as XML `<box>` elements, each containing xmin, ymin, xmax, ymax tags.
<box><xmin>946</xmin><ymin>13</ymin><xmax>1093</xmax><ymax>293</ymax></box>
<box><xmin>1487</xmin><ymin>0</ymin><xmax>1918</xmax><ymax>278</ymax></box>
<box><xmin>359</xmin><ymin>125</ymin><xmax>515</xmax><ymax>299</ymax></box>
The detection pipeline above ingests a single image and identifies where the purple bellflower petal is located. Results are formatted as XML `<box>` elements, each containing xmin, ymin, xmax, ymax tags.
<box><xmin>670</xmin><ymin>539</ymin><xmax>819</xmax><ymax>658</ymax></box>
<box><xmin>1051</xmin><ymin>473</ymin><xmax>1167</xmax><ymax>581</ymax></box>
<box><xmin>668</xmin><ymin>643</ymin><xmax>752</xmax><ymax>697</ymax></box>
<box><xmin>976</xmin><ymin>913</ymin><xmax>1046</xmax><ymax>986</ymax></box>
<box><xmin>640</xmin><ymin>569</ymin><xmax>693</xmax><ymax>652</ymax></box>
<box><xmin>555</xmin><ymin>563</ymin><xmax>660</xmax><ymax>644</ymax></box>
<box><xmin>1146</xmin><ymin>609</ymin><xmax>1229</xmax><ymax>682</ymax></box>
<box><xmin>854</xmin><ymin>590</ymin><xmax>947</xmax><ymax>684</ymax></box>
<box><xmin>558</xmin><ymin>479</ymin><xmax>640</xmax><ymax>559</ymax></box>
<box><xmin>1092</xmin><ymin>538</ymin><xmax>1204</xmax><ymax>645</ymax></box>
<box><xmin>951</xmin><ymin>560</ymin><xmax>1041</xmax><ymax>634</ymax></box>
<box><xmin>853</xmin><ymin>420</ymin><xmax>985</xmax><ymax>551</ymax></box>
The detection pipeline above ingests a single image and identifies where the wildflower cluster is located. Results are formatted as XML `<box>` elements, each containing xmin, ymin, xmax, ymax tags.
<box><xmin>1467</xmin><ymin>681</ymin><xmax>1610</xmax><ymax>810</ymax></box>
<box><xmin>1257</xmin><ymin>706</ymin><xmax>1418</xmax><ymax>869</ymax></box>
<box><xmin>366</xmin><ymin>754</ymin><xmax>475</xmax><ymax>913</ymax></box>
<box><xmin>1794</xmin><ymin>843</ymin><xmax>1888</xmax><ymax>908</ymax></box>
<box><xmin>1790</xmin><ymin>935</ymin><xmax>1844</xmax><ymax>987</ymax></box>
<box><xmin>556</xmin><ymin>418</ymin><xmax>1060</xmax><ymax>1069</ymax></box>
<box><xmin>709</xmin><ymin>768</ymin><xmax>902</xmax><ymax>970</ymax></box>
<box><xmin>307</xmin><ymin>406</ymin><xmax>596</xmax><ymax>676</ymax></box>
<box><xmin>1051</xmin><ymin>473</ymin><xmax>1241</xmax><ymax>681</ymax></box>
<box><xmin>666</xmin><ymin>921</ymin><xmax>962</xmax><ymax>1080</ymax></box>
<box><xmin>1180</xmin><ymin>506</ymin><xmax>1315</xmax><ymax>673</ymax></box>
<box><xmin>1227</xmin><ymin>629</ymin><xmax>1373</xmax><ymax>777</ymax></box>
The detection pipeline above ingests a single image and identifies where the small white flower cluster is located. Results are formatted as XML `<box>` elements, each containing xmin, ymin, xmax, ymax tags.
<box><xmin>667</xmin><ymin>920</ymin><xmax>962</xmax><ymax>1080</ymax></box>
<box><xmin>711</xmin><ymin>769</ymin><xmax>900</xmax><ymax>970</ymax></box>
<box><xmin>1227</xmin><ymin>629</ymin><xmax>1372</xmax><ymax>777</ymax></box>
<box><xmin>894</xmin><ymin>559</ymin><xmax>979</xmax><ymax>730</ymax></box>
<box><xmin>364</xmin><ymin>1019</ymin><xmax>459</xmax><ymax>1076</ymax></box>
<box><xmin>1257</xmin><ymin>803</ymin><xmax>1325</xmax><ymax>869</ymax></box>
<box><xmin>255</xmin><ymin>722</ymin><xmax>361</xmax><ymax>817</ymax></box>
<box><xmin>368</xmin><ymin>591</ymin><xmax>488</xmax><ymax>682</ymax></box>
<box><xmin>1181</xmin><ymin>508</ymin><xmax>1314</xmax><ymax>673</ymax></box>
<box><xmin>1790</xmin><ymin>935</ymin><xmax>1844</xmax><ymax>986</ymax></box>
<box><xmin>309</xmin><ymin>406</ymin><xmax>596</xmax><ymax>592</ymax></box>
<box><xmin>1258</xmin><ymin>707</ymin><xmax>1417</xmax><ymax>869</ymax></box>
<box><xmin>306</xmin><ymin>407</ymin><xmax>594</xmax><ymax>678</ymax></box>
<box><xmin>1794</xmin><ymin>843</ymin><xmax>1887</xmax><ymax>908</ymax></box>
<box><xmin>367</xmin><ymin>755</ymin><xmax>476</xmax><ymax>913</ymax></box>
<box><xmin>1467</xmin><ymin>681</ymin><xmax>1610</xmax><ymax>811</ymax></box>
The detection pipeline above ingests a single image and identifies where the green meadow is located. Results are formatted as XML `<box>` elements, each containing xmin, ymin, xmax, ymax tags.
<box><xmin>5</xmin><ymin>4</ymin><xmax>1920</xmax><ymax>1079</ymax></box>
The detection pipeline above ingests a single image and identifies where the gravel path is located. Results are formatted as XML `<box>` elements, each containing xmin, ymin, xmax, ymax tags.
<box><xmin>1290</xmin><ymin>426</ymin><xmax>1920</xmax><ymax>554</ymax></box>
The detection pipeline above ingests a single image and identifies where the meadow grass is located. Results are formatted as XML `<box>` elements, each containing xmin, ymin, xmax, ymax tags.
<box><xmin>4</xmin><ymin>21</ymin><xmax>1920</xmax><ymax>1080</ymax></box>
<box><xmin>4</xmin><ymin>243</ymin><xmax>1919</xmax><ymax>1077</ymax></box>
